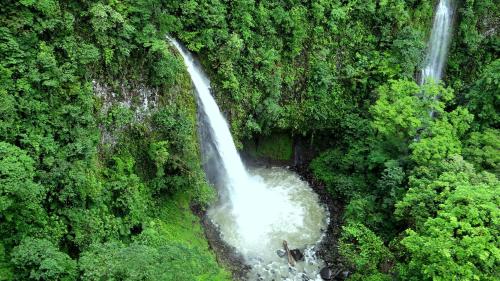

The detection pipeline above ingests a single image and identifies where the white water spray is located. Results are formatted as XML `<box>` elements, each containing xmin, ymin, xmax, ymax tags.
<box><xmin>169</xmin><ymin>38</ymin><xmax>327</xmax><ymax>280</ymax></box>
<box><xmin>168</xmin><ymin>38</ymin><xmax>248</xmax><ymax>192</ymax></box>
<box><xmin>420</xmin><ymin>0</ymin><xmax>455</xmax><ymax>84</ymax></box>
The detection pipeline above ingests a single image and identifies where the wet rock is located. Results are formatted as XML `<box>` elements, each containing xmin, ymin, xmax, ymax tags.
<box><xmin>341</xmin><ymin>270</ymin><xmax>350</xmax><ymax>280</ymax></box>
<box><xmin>276</xmin><ymin>249</ymin><xmax>286</xmax><ymax>258</ymax></box>
<box><xmin>320</xmin><ymin>267</ymin><xmax>333</xmax><ymax>280</ymax></box>
<box><xmin>290</xmin><ymin>249</ymin><xmax>304</xmax><ymax>261</ymax></box>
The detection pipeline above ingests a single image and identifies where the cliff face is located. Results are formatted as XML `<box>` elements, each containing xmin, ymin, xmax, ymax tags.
<box><xmin>93</xmin><ymin>81</ymin><xmax>158</xmax><ymax>148</ymax></box>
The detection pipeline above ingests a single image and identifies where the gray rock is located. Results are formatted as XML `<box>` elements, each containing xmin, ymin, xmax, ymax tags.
<box><xmin>276</xmin><ymin>249</ymin><xmax>286</xmax><ymax>257</ymax></box>
<box><xmin>320</xmin><ymin>267</ymin><xmax>333</xmax><ymax>280</ymax></box>
<box><xmin>290</xmin><ymin>249</ymin><xmax>304</xmax><ymax>261</ymax></box>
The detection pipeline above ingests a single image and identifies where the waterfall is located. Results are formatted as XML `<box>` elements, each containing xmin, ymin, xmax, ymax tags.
<box><xmin>168</xmin><ymin>38</ymin><xmax>249</xmax><ymax>193</ymax></box>
<box><xmin>169</xmin><ymin>38</ymin><xmax>328</xmax><ymax>280</ymax></box>
<box><xmin>420</xmin><ymin>0</ymin><xmax>455</xmax><ymax>84</ymax></box>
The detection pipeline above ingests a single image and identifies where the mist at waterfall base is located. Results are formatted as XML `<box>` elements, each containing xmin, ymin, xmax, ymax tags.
<box><xmin>420</xmin><ymin>0</ymin><xmax>455</xmax><ymax>85</ymax></box>
<box><xmin>169</xmin><ymin>38</ymin><xmax>328</xmax><ymax>280</ymax></box>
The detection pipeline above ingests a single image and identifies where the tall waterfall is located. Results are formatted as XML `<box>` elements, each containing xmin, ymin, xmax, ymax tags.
<box><xmin>169</xmin><ymin>38</ymin><xmax>328</xmax><ymax>280</ymax></box>
<box><xmin>168</xmin><ymin>38</ymin><xmax>249</xmax><ymax>193</ymax></box>
<box><xmin>420</xmin><ymin>0</ymin><xmax>455</xmax><ymax>84</ymax></box>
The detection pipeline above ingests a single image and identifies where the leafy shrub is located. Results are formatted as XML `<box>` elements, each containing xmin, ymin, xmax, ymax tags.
<box><xmin>11</xmin><ymin>238</ymin><xmax>77</xmax><ymax>281</ymax></box>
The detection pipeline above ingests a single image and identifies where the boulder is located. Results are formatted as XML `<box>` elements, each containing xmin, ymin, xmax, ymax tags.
<box><xmin>290</xmin><ymin>249</ymin><xmax>304</xmax><ymax>261</ymax></box>
<box><xmin>276</xmin><ymin>249</ymin><xmax>286</xmax><ymax>258</ymax></box>
<box><xmin>320</xmin><ymin>267</ymin><xmax>333</xmax><ymax>280</ymax></box>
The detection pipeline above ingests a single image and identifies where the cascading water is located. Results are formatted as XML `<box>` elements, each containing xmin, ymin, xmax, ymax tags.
<box><xmin>169</xmin><ymin>38</ymin><xmax>328</xmax><ymax>280</ymax></box>
<box><xmin>420</xmin><ymin>0</ymin><xmax>455</xmax><ymax>84</ymax></box>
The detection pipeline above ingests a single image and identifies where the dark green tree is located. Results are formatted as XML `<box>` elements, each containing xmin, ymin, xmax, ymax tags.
<box><xmin>11</xmin><ymin>238</ymin><xmax>77</xmax><ymax>281</ymax></box>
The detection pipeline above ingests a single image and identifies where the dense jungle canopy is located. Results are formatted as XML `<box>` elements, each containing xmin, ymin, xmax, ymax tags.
<box><xmin>0</xmin><ymin>0</ymin><xmax>498</xmax><ymax>280</ymax></box>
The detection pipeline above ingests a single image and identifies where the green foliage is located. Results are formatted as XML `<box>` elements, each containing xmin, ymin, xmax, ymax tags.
<box><xmin>370</xmin><ymin>80</ymin><xmax>455</xmax><ymax>154</ymax></box>
<box><xmin>463</xmin><ymin>128</ymin><xmax>500</xmax><ymax>174</ymax></box>
<box><xmin>0</xmin><ymin>1</ymin><xmax>226</xmax><ymax>279</ymax></box>
<box><xmin>0</xmin><ymin>142</ymin><xmax>46</xmax><ymax>243</ymax></box>
<box><xmin>151</xmin><ymin>193</ymin><xmax>215</xmax><ymax>250</ymax></box>
<box><xmin>0</xmin><ymin>243</ymin><xmax>13</xmax><ymax>281</ymax></box>
<box><xmin>339</xmin><ymin>222</ymin><xmax>393</xmax><ymax>279</ymax></box>
<box><xmin>102</xmin><ymin>104</ymin><xmax>134</xmax><ymax>132</ymax></box>
<box><xmin>396</xmin><ymin>156</ymin><xmax>486</xmax><ymax>228</ymax></box>
<box><xmin>375</xmin><ymin>160</ymin><xmax>405</xmax><ymax>207</ymax></box>
<box><xmin>79</xmin><ymin>241</ymin><xmax>227</xmax><ymax>281</ymax></box>
<box><xmin>149</xmin><ymin>141</ymin><xmax>170</xmax><ymax>177</ymax></box>
<box><xmin>11</xmin><ymin>238</ymin><xmax>77</xmax><ymax>281</ymax></box>
<box><xmin>400</xmin><ymin>176</ymin><xmax>499</xmax><ymax>281</ymax></box>
<box><xmin>0</xmin><ymin>0</ymin><xmax>497</xmax><ymax>280</ymax></box>
<box><xmin>310</xmin><ymin>148</ymin><xmax>368</xmax><ymax>199</ymax></box>
<box><xmin>465</xmin><ymin>59</ymin><xmax>500</xmax><ymax>129</ymax></box>
<box><xmin>344</xmin><ymin>160</ymin><xmax>406</xmax><ymax>237</ymax></box>
<box><xmin>79</xmin><ymin>193</ymin><xmax>228</xmax><ymax>281</ymax></box>
<box><xmin>63</xmin><ymin>206</ymin><xmax>120</xmax><ymax>251</ymax></box>
<box><xmin>344</xmin><ymin>196</ymin><xmax>385</xmax><ymax>232</ymax></box>
<box><xmin>105</xmin><ymin>156</ymin><xmax>147</xmax><ymax>227</ymax></box>
<box><xmin>169</xmin><ymin>0</ymin><xmax>433</xmax><ymax>139</ymax></box>
<box><xmin>371</xmin><ymin>80</ymin><xmax>426</xmax><ymax>139</ymax></box>
<box><xmin>149</xmin><ymin>44</ymin><xmax>183</xmax><ymax>87</ymax></box>
<box><xmin>447</xmin><ymin>0</ymin><xmax>499</xmax><ymax>93</ymax></box>
<box><xmin>409</xmin><ymin>107</ymin><xmax>473</xmax><ymax>167</ymax></box>
<box><xmin>246</xmin><ymin>133</ymin><xmax>293</xmax><ymax>161</ymax></box>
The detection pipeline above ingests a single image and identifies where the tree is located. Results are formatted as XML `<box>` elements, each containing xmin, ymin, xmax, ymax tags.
<box><xmin>400</xmin><ymin>175</ymin><xmax>499</xmax><ymax>281</ymax></box>
<box><xmin>149</xmin><ymin>141</ymin><xmax>170</xmax><ymax>177</ymax></box>
<box><xmin>0</xmin><ymin>242</ymin><xmax>13</xmax><ymax>281</ymax></box>
<box><xmin>310</xmin><ymin>147</ymin><xmax>369</xmax><ymax>199</ymax></box>
<box><xmin>396</xmin><ymin>156</ymin><xmax>485</xmax><ymax>228</ymax></box>
<box><xmin>465</xmin><ymin>59</ymin><xmax>500</xmax><ymax>129</ymax></box>
<box><xmin>0</xmin><ymin>142</ymin><xmax>46</xmax><ymax>244</ymax></box>
<box><xmin>339</xmin><ymin>222</ymin><xmax>393</xmax><ymax>280</ymax></box>
<box><xmin>370</xmin><ymin>80</ymin><xmax>455</xmax><ymax>165</ymax></box>
<box><xmin>11</xmin><ymin>238</ymin><xmax>77</xmax><ymax>281</ymax></box>
<box><xmin>409</xmin><ymin>107</ymin><xmax>473</xmax><ymax>167</ymax></box>
<box><xmin>463</xmin><ymin>128</ymin><xmax>500</xmax><ymax>174</ymax></box>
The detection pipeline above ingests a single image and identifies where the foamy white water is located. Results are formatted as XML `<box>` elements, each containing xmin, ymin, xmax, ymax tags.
<box><xmin>211</xmin><ymin>167</ymin><xmax>328</xmax><ymax>280</ymax></box>
<box><xmin>169</xmin><ymin>38</ymin><xmax>328</xmax><ymax>280</ymax></box>
<box><xmin>420</xmin><ymin>0</ymin><xmax>455</xmax><ymax>84</ymax></box>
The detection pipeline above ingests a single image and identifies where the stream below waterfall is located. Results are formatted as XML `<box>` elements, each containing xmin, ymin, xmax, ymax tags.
<box><xmin>208</xmin><ymin>166</ymin><xmax>329</xmax><ymax>280</ymax></box>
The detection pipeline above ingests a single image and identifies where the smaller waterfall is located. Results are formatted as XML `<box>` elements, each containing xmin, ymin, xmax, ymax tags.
<box><xmin>420</xmin><ymin>0</ymin><xmax>455</xmax><ymax>84</ymax></box>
